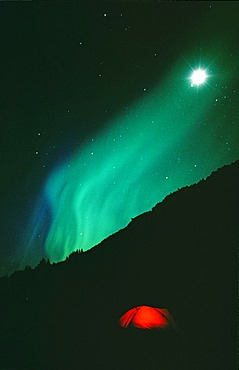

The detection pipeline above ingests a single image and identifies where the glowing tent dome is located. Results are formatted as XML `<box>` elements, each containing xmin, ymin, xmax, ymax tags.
<box><xmin>119</xmin><ymin>306</ymin><xmax>174</xmax><ymax>329</ymax></box>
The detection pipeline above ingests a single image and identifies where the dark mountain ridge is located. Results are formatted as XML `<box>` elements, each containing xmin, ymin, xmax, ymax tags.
<box><xmin>0</xmin><ymin>161</ymin><xmax>238</xmax><ymax>369</ymax></box>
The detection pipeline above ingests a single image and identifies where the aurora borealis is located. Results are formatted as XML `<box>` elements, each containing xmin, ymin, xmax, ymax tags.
<box><xmin>24</xmin><ymin>54</ymin><xmax>238</xmax><ymax>266</ymax></box>
<box><xmin>1</xmin><ymin>2</ymin><xmax>239</xmax><ymax>274</ymax></box>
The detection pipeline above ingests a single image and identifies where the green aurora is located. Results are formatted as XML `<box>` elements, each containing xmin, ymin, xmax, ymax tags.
<box><xmin>23</xmin><ymin>54</ymin><xmax>239</xmax><ymax>267</ymax></box>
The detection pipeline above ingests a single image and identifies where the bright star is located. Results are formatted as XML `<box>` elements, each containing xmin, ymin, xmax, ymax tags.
<box><xmin>190</xmin><ymin>69</ymin><xmax>207</xmax><ymax>87</ymax></box>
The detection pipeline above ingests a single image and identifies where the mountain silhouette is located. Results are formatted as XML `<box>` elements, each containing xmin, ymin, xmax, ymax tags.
<box><xmin>0</xmin><ymin>161</ymin><xmax>238</xmax><ymax>369</ymax></box>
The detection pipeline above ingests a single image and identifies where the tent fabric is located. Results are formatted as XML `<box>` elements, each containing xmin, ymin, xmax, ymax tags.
<box><xmin>119</xmin><ymin>305</ymin><xmax>173</xmax><ymax>329</ymax></box>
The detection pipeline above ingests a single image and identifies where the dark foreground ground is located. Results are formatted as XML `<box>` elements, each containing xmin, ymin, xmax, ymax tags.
<box><xmin>0</xmin><ymin>161</ymin><xmax>238</xmax><ymax>369</ymax></box>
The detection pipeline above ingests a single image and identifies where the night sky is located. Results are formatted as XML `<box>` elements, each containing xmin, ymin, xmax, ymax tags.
<box><xmin>1</xmin><ymin>2</ymin><xmax>239</xmax><ymax>276</ymax></box>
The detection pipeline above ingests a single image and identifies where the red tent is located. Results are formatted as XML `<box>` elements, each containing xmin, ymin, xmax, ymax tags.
<box><xmin>119</xmin><ymin>305</ymin><xmax>173</xmax><ymax>329</ymax></box>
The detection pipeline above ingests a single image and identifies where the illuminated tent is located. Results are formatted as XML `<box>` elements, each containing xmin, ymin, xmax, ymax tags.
<box><xmin>119</xmin><ymin>305</ymin><xmax>174</xmax><ymax>329</ymax></box>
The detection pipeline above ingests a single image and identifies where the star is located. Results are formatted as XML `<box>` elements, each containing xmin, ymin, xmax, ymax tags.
<box><xmin>190</xmin><ymin>69</ymin><xmax>207</xmax><ymax>87</ymax></box>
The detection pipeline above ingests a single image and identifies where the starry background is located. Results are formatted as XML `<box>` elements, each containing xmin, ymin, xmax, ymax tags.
<box><xmin>1</xmin><ymin>2</ymin><xmax>239</xmax><ymax>276</ymax></box>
